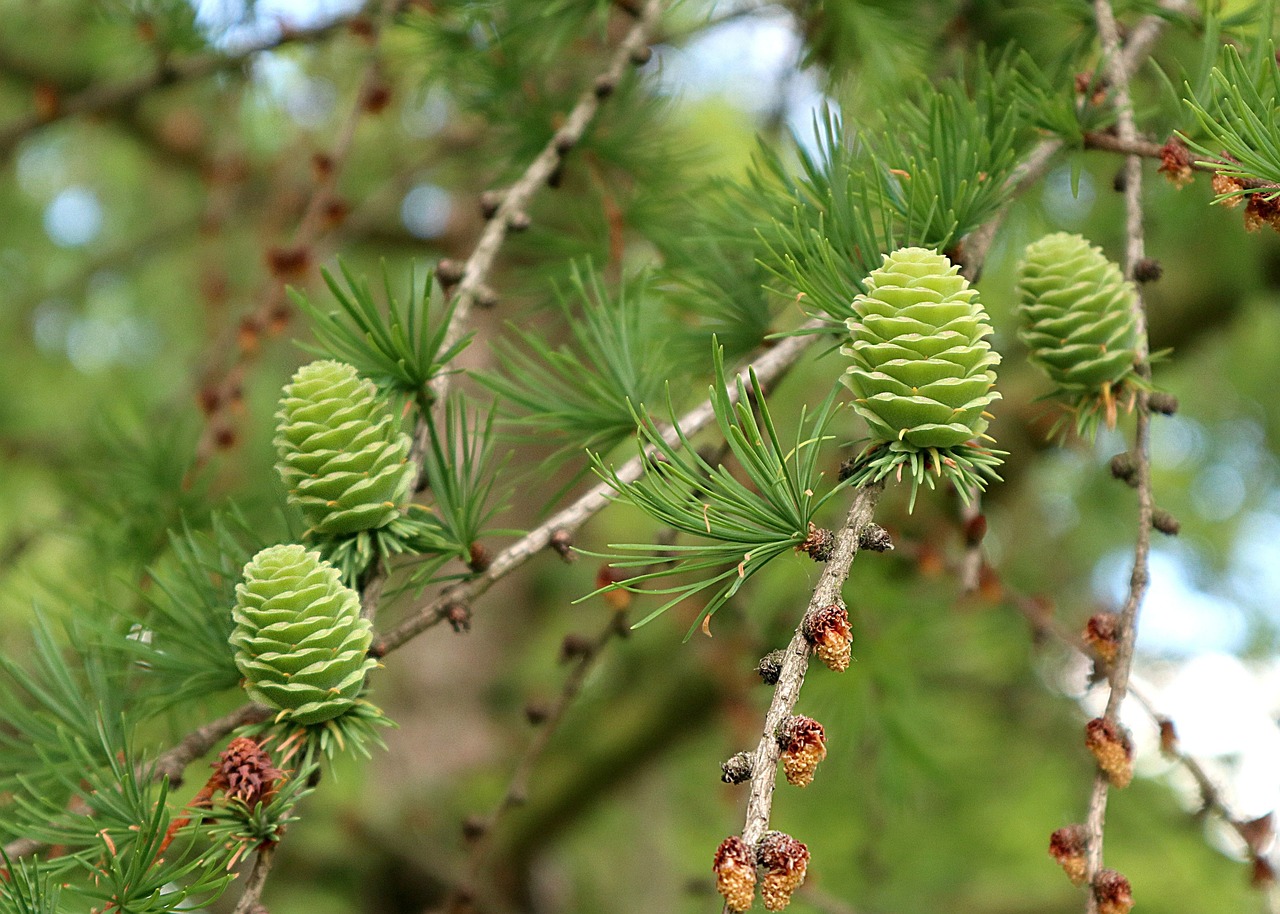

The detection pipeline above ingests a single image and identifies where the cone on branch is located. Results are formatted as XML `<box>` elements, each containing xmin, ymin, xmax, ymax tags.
<box><xmin>777</xmin><ymin>715</ymin><xmax>826</xmax><ymax>787</ymax></box>
<box><xmin>803</xmin><ymin>602</ymin><xmax>852</xmax><ymax>672</ymax></box>
<box><xmin>1049</xmin><ymin>824</ymin><xmax>1089</xmax><ymax>886</ymax></box>
<box><xmin>713</xmin><ymin>836</ymin><xmax>756</xmax><ymax>912</ymax></box>
<box><xmin>1085</xmin><ymin>717</ymin><xmax>1134</xmax><ymax>788</ymax></box>
<box><xmin>757</xmin><ymin>831</ymin><xmax>809</xmax><ymax>911</ymax></box>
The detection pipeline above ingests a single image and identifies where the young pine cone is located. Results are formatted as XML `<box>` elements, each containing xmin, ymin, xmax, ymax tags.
<box><xmin>1048</xmin><ymin>824</ymin><xmax>1088</xmax><ymax>886</ymax></box>
<box><xmin>231</xmin><ymin>544</ymin><xmax>376</xmax><ymax>724</ymax></box>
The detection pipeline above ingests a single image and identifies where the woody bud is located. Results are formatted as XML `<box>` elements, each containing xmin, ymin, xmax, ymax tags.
<box><xmin>858</xmin><ymin>523</ymin><xmax>894</xmax><ymax>552</ymax></box>
<box><xmin>757</xmin><ymin>650</ymin><xmax>785</xmax><ymax>685</ymax></box>
<box><xmin>1083</xmin><ymin>612</ymin><xmax>1120</xmax><ymax>665</ymax></box>
<box><xmin>721</xmin><ymin>751</ymin><xmax>753</xmax><ymax>784</ymax></box>
<box><xmin>1152</xmin><ymin>508</ymin><xmax>1181</xmax><ymax>536</ymax></box>
<box><xmin>798</xmin><ymin>523</ymin><xmax>835</xmax><ymax>562</ymax></box>
<box><xmin>1094</xmin><ymin>869</ymin><xmax>1134</xmax><ymax>914</ymax></box>
<box><xmin>1109</xmin><ymin>452</ymin><xmax>1137</xmax><ymax>487</ymax></box>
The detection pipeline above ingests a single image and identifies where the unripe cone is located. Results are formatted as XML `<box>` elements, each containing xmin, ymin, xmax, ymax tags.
<box><xmin>231</xmin><ymin>544</ymin><xmax>377</xmax><ymax>725</ymax></box>
<box><xmin>843</xmin><ymin>247</ymin><xmax>1000</xmax><ymax>449</ymax></box>
<box><xmin>275</xmin><ymin>360</ymin><xmax>414</xmax><ymax>536</ymax></box>
<box><xmin>1016</xmin><ymin>233</ymin><xmax>1140</xmax><ymax>394</ymax></box>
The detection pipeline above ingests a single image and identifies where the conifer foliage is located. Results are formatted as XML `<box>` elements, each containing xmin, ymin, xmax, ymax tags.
<box><xmin>1</xmin><ymin>1</ymin><xmax>1277</xmax><ymax>913</ymax></box>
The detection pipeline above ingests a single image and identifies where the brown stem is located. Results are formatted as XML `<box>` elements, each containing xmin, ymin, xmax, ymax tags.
<box><xmin>413</xmin><ymin>0</ymin><xmax>664</xmax><ymax>473</ymax></box>
<box><xmin>445</xmin><ymin>610</ymin><xmax>627</xmax><ymax>913</ymax></box>
<box><xmin>958</xmin><ymin>0</ymin><xmax>1194</xmax><ymax>282</ymax></box>
<box><xmin>373</xmin><ymin>324</ymin><xmax>822</xmax><ymax>656</ymax></box>
<box><xmin>1083</xmin><ymin>2</ymin><xmax>1157</xmax><ymax>905</ymax></box>
<box><xmin>231</xmin><ymin>841</ymin><xmax>278</xmax><ymax>914</ymax></box>
<box><xmin>738</xmin><ymin>482</ymin><xmax>883</xmax><ymax>849</ymax></box>
<box><xmin>191</xmin><ymin>0</ymin><xmax>401</xmax><ymax>471</ymax></box>
<box><xmin>0</xmin><ymin>9</ymin><xmax>375</xmax><ymax>159</ymax></box>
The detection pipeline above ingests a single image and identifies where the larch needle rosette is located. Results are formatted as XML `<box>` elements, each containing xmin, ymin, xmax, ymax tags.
<box><xmin>840</xmin><ymin>246</ymin><xmax>1003</xmax><ymax>508</ymax></box>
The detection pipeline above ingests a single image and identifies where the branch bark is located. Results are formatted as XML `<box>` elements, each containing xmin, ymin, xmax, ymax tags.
<box><xmin>1083</xmin><ymin>1</ymin><xmax>1157</xmax><ymax>906</ymax></box>
<box><xmin>739</xmin><ymin>482</ymin><xmax>883</xmax><ymax>849</ymax></box>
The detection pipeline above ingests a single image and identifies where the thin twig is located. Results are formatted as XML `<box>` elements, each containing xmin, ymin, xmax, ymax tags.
<box><xmin>739</xmin><ymin>482</ymin><xmax>883</xmax><ymax>850</ymax></box>
<box><xmin>0</xmin><ymin>11</ymin><xmax>369</xmax><ymax>159</ymax></box>
<box><xmin>444</xmin><ymin>610</ymin><xmax>628</xmax><ymax>914</ymax></box>
<box><xmin>374</xmin><ymin>324</ymin><xmax>822</xmax><ymax>656</ymax></box>
<box><xmin>416</xmin><ymin>0</ymin><xmax>663</xmax><ymax>449</ymax></box>
<box><xmin>1083</xmin><ymin>2</ymin><xmax>1156</xmax><ymax>905</ymax></box>
<box><xmin>1002</xmin><ymin>582</ymin><xmax>1277</xmax><ymax>901</ymax></box>
<box><xmin>192</xmin><ymin>0</ymin><xmax>400</xmax><ymax>471</ymax></box>
<box><xmin>231</xmin><ymin>841</ymin><xmax>278</xmax><ymax>914</ymax></box>
<box><xmin>958</xmin><ymin>0</ymin><xmax>1193</xmax><ymax>282</ymax></box>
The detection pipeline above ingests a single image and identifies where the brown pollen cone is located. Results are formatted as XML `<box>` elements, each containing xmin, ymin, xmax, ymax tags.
<box><xmin>1085</xmin><ymin>717</ymin><xmax>1134</xmax><ymax>788</ymax></box>
<box><xmin>1083</xmin><ymin>612</ymin><xmax>1119</xmax><ymax>665</ymax></box>
<box><xmin>713</xmin><ymin>836</ymin><xmax>757</xmax><ymax>912</ymax></box>
<box><xmin>1094</xmin><ymin>868</ymin><xmax>1134</xmax><ymax>914</ymax></box>
<box><xmin>1212</xmin><ymin>171</ymin><xmax>1245</xmax><ymax>207</ymax></box>
<box><xmin>803</xmin><ymin>603</ymin><xmax>852</xmax><ymax>672</ymax></box>
<box><xmin>1048</xmin><ymin>824</ymin><xmax>1089</xmax><ymax>886</ymax></box>
<box><xmin>757</xmin><ymin>831</ymin><xmax>809</xmax><ymax>911</ymax></box>
<box><xmin>216</xmin><ymin>736</ymin><xmax>285</xmax><ymax>807</ymax></box>
<box><xmin>777</xmin><ymin>715</ymin><xmax>826</xmax><ymax>787</ymax></box>
<box><xmin>1157</xmin><ymin>137</ymin><xmax>1193</xmax><ymax>187</ymax></box>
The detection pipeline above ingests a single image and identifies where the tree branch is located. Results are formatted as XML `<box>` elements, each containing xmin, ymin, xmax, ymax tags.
<box><xmin>231</xmin><ymin>841</ymin><xmax>278</xmax><ymax>914</ymax></box>
<box><xmin>192</xmin><ymin>0</ymin><xmax>400</xmax><ymax>472</ymax></box>
<box><xmin>1084</xmin><ymin>2</ymin><xmax>1156</xmax><ymax>904</ymax></box>
<box><xmin>737</xmin><ymin>483</ymin><xmax>883</xmax><ymax>850</ymax></box>
<box><xmin>373</xmin><ymin>323</ymin><xmax>822</xmax><ymax>656</ymax></box>
<box><xmin>0</xmin><ymin>9</ymin><xmax>374</xmax><ymax>160</ymax></box>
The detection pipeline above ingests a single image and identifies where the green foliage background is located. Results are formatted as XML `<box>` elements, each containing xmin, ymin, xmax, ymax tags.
<box><xmin>0</xmin><ymin>0</ymin><xmax>1277</xmax><ymax>912</ymax></box>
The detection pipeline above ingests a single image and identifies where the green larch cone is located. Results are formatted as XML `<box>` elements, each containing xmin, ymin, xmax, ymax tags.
<box><xmin>231</xmin><ymin>544</ymin><xmax>377</xmax><ymax>725</ymax></box>
<box><xmin>841</xmin><ymin>247</ymin><xmax>1003</xmax><ymax>507</ymax></box>
<box><xmin>275</xmin><ymin>359</ymin><xmax>414</xmax><ymax>536</ymax></box>
<box><xmin>1016</xmin><ymin>233</ymin><xmax>1141</xmax><ymax>439</ymax></box>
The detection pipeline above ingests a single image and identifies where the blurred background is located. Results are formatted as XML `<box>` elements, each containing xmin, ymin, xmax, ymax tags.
<box><xmin>1</xmin><ymin>0</ymin><xmax>1278</xmax><ymax>912</ymax></box>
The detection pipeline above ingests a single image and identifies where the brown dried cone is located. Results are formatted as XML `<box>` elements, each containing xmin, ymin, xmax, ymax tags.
<box><xmin>1048</xmin><ymin>824</ymin><xmax>1089</xmax><ymax>886</ymax></box>
<box><xmin>1086</xmin><ymin>717</ymin><xmax>1134</xmax><ymax>788</ymax></box>
<box><xmin>216</xmin><ymin>736</ymin><xmax>285</xmax><ymax>807</ymax></box>
<box><xmin>757</xmin><ymin>649</ymin><xmax>785</xmax><ymax>685</ymax></box>
<box><xmin>1083</xmin><ymin>612</ymin><xmax>1120</xmax><ymax>665</ymax></box>
<box><xmin>713</xmin><ymin>836</ymin><xmax>757</xmax><ymax>912</ymax></box>
<box><xmin>777</xmin><ymin>716</ymin><xmax>827</xmax><ymax>787</ymax></box>
<box><xmin>1094</xmin><ymin>868</ymin><xmax>1134</xmax><ymax>914</ymax></box>
<box><xmin>757</xmin><ymin>831</ymin><xmax>810</xmax><ymax>911</ymax></box>
<box><xmin>803</xmin><ymin>603</ymin><xmax>853</xmax><ymax>672</ymax></box>
<box><xmin>798</xmin><ymin>523</ymin><xmax>835</xmax><ymax>562</ymax></box>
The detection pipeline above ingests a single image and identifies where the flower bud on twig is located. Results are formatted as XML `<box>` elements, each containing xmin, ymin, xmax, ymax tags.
<box><xmin>757</xmin><ymin>831</ymin><xmax>809</xmax><ymax>911</ymax></box>
<box><xmin>1086</xmin><ymin>717</ymin><xmax>1134</xmax><ymax>788</ymax></box>
<box><xmin>803</xmin><ymin>603</ymin><xmax>852</xmax><ymax>673</ymax></box>
<box><xmin>1048</xmin><ymin>824</ymin><xmax>1088</xmax><ymax>886</ymax></box>
<box><xmin>777</xmin><ymin>715</ymin><xmax>826</xmax><ymax>787</ymax></box>
<box><xmin>713</xmin><ymin>836</ymin><xmax>756</xmax><ymax>912</ymax></box>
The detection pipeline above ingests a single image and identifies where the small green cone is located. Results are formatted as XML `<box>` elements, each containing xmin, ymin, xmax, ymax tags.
<box><xmin>842</xmin><ymin>247</ymin><xmax>1003</xmax><ymax>506</ymax></box>
<box><xmin>231</xmin><ymin>544</ymin><xmax>376</xmax><ymax>725</ymax></box>
<box><xmin>1016</xmin><ymin>233</ymin><xmax>1142</xmax><ymax>439</ymax></box>
<box><xmin>275</xmin><ymin>360</ymin><xmax>414</xmax><ymax>536</ymax></box>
